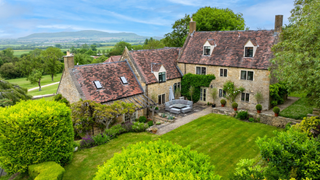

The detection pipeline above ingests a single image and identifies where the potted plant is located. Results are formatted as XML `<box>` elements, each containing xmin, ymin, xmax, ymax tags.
<box><xmin>232</xmin><ymin>102</ymin><xmax>238</xmax><ymax>111</ymax></box>
<box><xmin>256</xmin><ymin>104</ymin><xmax>262</xmax><ymax>113</ymax></box>
<box><xmin>210</xmin><ymin>88</ymin><xmax>218</xmax><ymax>107</ymax></box>
<box><xmin>154</xmin><ymin>106</ymin><xmax>159</xmax><ymax>112</ymax></box>
<box><xmin>273</xmin><ymin>106</ymin><xmax>280</xmax><ymax>117</ymax></box>
<box><xmin>220</xmin><ymin>99</ymin><xmax>226</xmax><ymax>107</ymax></box>
<box><xmin>151</xmin><ymin>127</ymin><xmax>158</xmax><ymax>134</ymax></box>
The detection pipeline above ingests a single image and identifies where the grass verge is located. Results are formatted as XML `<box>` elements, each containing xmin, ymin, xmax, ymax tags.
<box><xmin>6</xmin><ymin>73</ymin><xmax>62</xmax><ymax>90</ymax></box>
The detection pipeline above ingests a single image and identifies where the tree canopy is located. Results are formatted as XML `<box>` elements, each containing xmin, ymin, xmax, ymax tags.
<box><xmin>163</xmin><ymin>7</ymin><xmax>246</xmax><ymax>47</ymax></box>
<box><xmin>271</xmin><ymin>0</ymin><xmax>320</xmax><ymax>108</ymax></box>
<box><xmin>41</xmin><ymin>47</ymin><xmax>63</xmax><ymax>81</ymax></box>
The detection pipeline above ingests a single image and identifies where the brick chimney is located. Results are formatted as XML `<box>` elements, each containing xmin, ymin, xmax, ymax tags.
<box><xmin>189</xmin><ymin>18</ymin><xmax>196</xmax><ymax>34</ymax></box>
<box><xmin>274</xmin><ymin>15</ymin><xmax>283</xmax><ymax>33</ymax></box>
<box><xmin>64</xmin><ymin>50</ymin><xmax>74</xmax><ymax>69</ymax></box>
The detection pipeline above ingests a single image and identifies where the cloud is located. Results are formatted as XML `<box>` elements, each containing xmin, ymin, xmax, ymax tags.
<box><xmin>0</xmin><ymin>0</ymin><xmax>29</xmax><ymax>20</ymax></box>
<box><xmin>37</xmin><ymin>24</ymin><xmax>130</xmax><ymax>33</ymax></box>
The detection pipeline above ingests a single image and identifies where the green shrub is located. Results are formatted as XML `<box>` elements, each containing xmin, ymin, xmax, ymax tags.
<box><xmin>28</xmin><ymin>161</ymin><xmax>65</xmax><ymax>180</ymax></box>
<box><xmin>105</xmin><ymin>124</ymin><xmax>126</xmax><ymax>138</ymax></box>
<box><xmin>256</xmin><ymin>104</ymin><xmax>262</xmax><ymax>111</ymax></box>
<box><xmin>73</xmin><ymin>141</ymin><xmax>80</xmax><ymax>148</ymax></box>
<box><xmin>285</xmin><ymin>122</ymin><xmax>292</xmax><ymax>131</ymax></box>
<box><xmin>53</xmin><ymin>94</ymin><xmax>70</xmax><ymax>107</ymax></box>
<box><xmin>92</xmin><ymin>133</ymin><xmax>111</xmax><ymax>146</ymax></box>
<box><xmin>249</xmin><ymin>118</ymin><xmax>254</xmax><ymax>122</ymax></box>
<box><xmin>0</xmin><ymin>99</ymin><xmax>74</xmax><ymax>174</ymax></box>
<box><xmin>138</xmin><ymin>116</ymin><xmax>147</xmax><ymax>123</ymax></box>
<box><xmin>270</xmin><ymin>82</ymin><xmax>288</xmax><ymax>106</ymax></box>
<box><xmin>0</xmin><ymin>79</ymin><xmax>32</xmax><ymax>105</ymax></box>
<box><xmin>273</xmin><ymin>106</ymin><xmax>280</xmax><ymax>114</ymax></box>
<box><xmin>93</xmin><ymin>140</ymin><xmax>221</xmax><ymax>180</ymax></box>
<box><xmin>232</xmin><ymin>102</ymin><xmax>238</xmax><ymax>108</ymax></box>
<box><xmin>0</xmin><ymin>98</ymin><xmax>13</xmax><ymax>107</ymax></box>
<box><xmin>181</xmin><ymin>73</ymin><xmax>216</xmax><ymax>103</ymax></box>
<box><xmin>131</xmin><ymin>122</ymin><xmax>148</xmax><ymax>132</ymax></box>
<box><xmin>220</xmin><ymin>99</ymin><xmax>226</xmax><ymax>105</ymax></box>
<box><xmin>147</xmin><ymin>121</ymin><xmax>154</xmax><ymax>127</ymax></box>
<box><xmin>294</xmin><ymin>116</ymin><xmax>320</xmax><ymax>137</ymax></box>
<box><xmin>256</xmin><ymin>128</ymin><xmax>320</xmax><ymax>179</ymax></box>
<box><xmin>155</xmin><ymin>107</ymin><xmax>159</xmax><ymax>110</ymax></box>
<box><xmin>236</xmin><ymin>111</ymin><xmax>248</xmax><ymax>120</ymax></box>
<box><xmin>156</xmin><ymin>121</ymin><xmax>161</xmax><ymax>125</ymax></box>
<box><xmin>232</xmin><ymin>159</ymin><xmax>264</xmax><ymax>180</ymax></box>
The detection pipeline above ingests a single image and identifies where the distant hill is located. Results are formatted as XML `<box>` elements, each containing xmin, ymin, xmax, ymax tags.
<box><xmin>18</xmin><ymin>30</ymin><xmax>149</xmax><ymax>41</ymax></box>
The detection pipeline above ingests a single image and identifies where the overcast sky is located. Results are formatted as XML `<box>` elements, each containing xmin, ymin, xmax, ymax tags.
<box><xmin>0</xmin><ymin>0</ymin><xmax>294</xmax><ymax>39</ymax></box>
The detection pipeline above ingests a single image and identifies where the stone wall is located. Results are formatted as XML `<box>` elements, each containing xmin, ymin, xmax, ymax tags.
<box><xmin>212</xmin><ymin>108</ymin><xmax>300</xmax><ymax>128</ymax></box>
<box><xmin>147</xmin><ymin>78</ymin><xmax>181</xmax><ymax>104</ymax></box>
<box><xmin>57</xmin><ymin>69</ymin><xmax>81</xmax><ymax>104</ymax></box>
<box><xmin>178</xmin><ymin>63</ymin><xmax>270</xmax><ymax>110</ymax></box>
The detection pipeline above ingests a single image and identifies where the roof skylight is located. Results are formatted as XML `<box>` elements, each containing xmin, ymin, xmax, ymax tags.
<box><xmin>120</xmin><ymin>76</ymin><xmax>128</xmax><ymax>84</ymax></box>
<box><xmin>94</xmin><ymin>81</ymin><xmax>103</xmax><ymax>89</ymax></box>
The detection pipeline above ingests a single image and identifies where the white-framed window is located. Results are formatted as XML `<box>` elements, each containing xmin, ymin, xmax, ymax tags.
<box><xmin>158</xmin><ymin>94</ymin><xmax>165</xmax><ymax>104</ymax></box>
<box><xmin>219</xmin><ymin>89</ymin><xmax>226</xmax><ymax>98</ymax></box>
<box><xmin>124</xmin><ymin>111</ymin><xmax>137</xmax><ymax>122</ymax></box>
<box><xmin>220</xmin><ymin>69</ymin><xmax>228</xmax><ymax>77</ymax></box>
<box><xmin>196</xmin><ymin>66</ymin><xmax>206</xmax><ymax>75</ymax></box>
<box><xmin>159</xmin><ymin>72</ymin><xmax>166</xmax><ymax>83</ymax></box>
<box><xmin>241</xmin><ymin>93</ymin><xmax>250</xmax><ymax>102</ymax></box>
<box><xmin>203</xmin><ymin>46</ymin><xmax>211</xmax><ymax>55</ymax></box>
<box><xmin>240</xmin><ymin>70</ymin><xmax>254</xmax><ymax>81</ymax></box>
<box><xmin>174</xmin><ymin>82</ymin><xmax>181</xmax><ymax>92</ymax></box>
<box><xmin>200</xmin><ymin>88</ymin><xmax>207</xmax><ymax>101</ymax></box>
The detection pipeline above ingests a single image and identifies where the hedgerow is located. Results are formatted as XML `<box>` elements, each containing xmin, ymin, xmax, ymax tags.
<box><xmin>94</xmin><ymin>140</ymin><xmax>221</xmax><ymax>180</ymax></box>
<box><xmin>181</xmin><ymin>73</ymin><xmax>215</xmax><ymax>103</ymax></box>
<box><xmin>0</xmin><ymin>99</ymin><xmax>74</xmax><ymax>174</ymax></box>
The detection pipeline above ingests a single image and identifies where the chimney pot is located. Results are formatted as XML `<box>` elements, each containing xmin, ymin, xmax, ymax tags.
<box><xmin>275</xmin><ymin>15</ymin><xmax>283</xmax><ymax>33</ymax></box>
<box><xmin>64</xmin><ymin>50</ymin><xmax>74</xmax><ymax>69</ymax></box>
<box><xmin>67</xmin><ymin>50</ymin><xmax>70</xmax><ymax>56</ymax></box>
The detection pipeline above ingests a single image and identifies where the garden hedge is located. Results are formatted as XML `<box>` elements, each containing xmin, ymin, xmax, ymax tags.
<box><xmin>181</xmin><ymin>73</ymin><xmax>215</xmax><ymax>103</ymax></box>
<box><xmin>94</xmin><ymin>140</ymin><xmax>221</xmax><ymax>179</ymax></box>
<box><xmin>0</xmin><ymin>99</ymin><xmax>74</xmax><ymax>174</ymax></box>
<box><xmin>28</xmin><ymin>161</ymin><xmax>65</xmax><ymax>180</ymax></box>
<box><xmin>0</xmin><ymin>80</ymin><xmax>32</xmax><ymax>106</ymax></box>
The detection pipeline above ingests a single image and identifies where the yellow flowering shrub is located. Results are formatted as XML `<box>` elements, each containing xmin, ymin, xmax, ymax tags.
<box><xmin>294</xmin><ymin>116</ymin><xmax>320</xmax><ymax>137</ymax></box>
<box><xmin>0</xmin><ymin>99</ymin><xmax>74</xmax><ymax>174</ymax></box>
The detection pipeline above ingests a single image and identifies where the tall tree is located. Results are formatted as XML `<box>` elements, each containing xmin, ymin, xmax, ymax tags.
<box><xmin>109</xmin><ymin>41</ymin><xmax>132</xmax><ymax>56</ymax></box>
<box><xmin>41</xmin><ymin>47</ymin><xmax>63</xmax><ymax>81</ymax></box>
<box><xmin>271</xmin><ymin>0</ymin><xmax>320</xmax><ymax>108</ymax></box>
<box><xmin>143</xmin><ymin>38</ymin><xmax>165</xmax><ymax>49</ymax></box>
<box><xmin>18</xmin><ymin>54</ymin><xmax>45</xmax><ymax>91</ymax></box>
<box><xmin>192</xmin><ymin>7</ymin><xmax>245</xmax><ymax>31</ymax></box>
<box><xmin>55</xmin><ymin>44</ymin><xmax>62</xmax><ymax>49</ymax></box>
<box><xmin>163</xmin><ymin>7</ymin><xmax>246</xmax><ymax>47</ymax></box>
<box><xmin>91</xmin><ymin>44</ymin><xmax>97</xmax><ymax>51</ymax></box>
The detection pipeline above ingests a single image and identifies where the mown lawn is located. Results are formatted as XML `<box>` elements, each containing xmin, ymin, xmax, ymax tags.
<box><xmin>63</xmin><ymin>113</ymin><xmax>280</xmax><ymax>180</ymax></box>
<box><xmin>28</xmin><ymin>83</ymin><xmax>59</xmax><ymax>96</ymax></box>
<box><xmin>6</xmin><ymin>73</ymin><xmax>62</xmax><ymax>90</ymax></box>
<box><xmin>280</xmin><ymin>97</ymin><xmax>313</xmax><ymax>119</ymax></box>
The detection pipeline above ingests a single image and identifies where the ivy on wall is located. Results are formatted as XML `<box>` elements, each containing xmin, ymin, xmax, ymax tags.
<box><xmin>181</xmin><ymin>73</ymin><xmax>216</xmax><ymax>103</ymax></box>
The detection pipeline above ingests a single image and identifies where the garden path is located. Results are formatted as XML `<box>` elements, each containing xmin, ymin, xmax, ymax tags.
<box><xmin>156</xmin><ymin>107</ymin><xmax>212</xmax><ymax>135</ymax></box>
<box><xmin>28</xmin><ymin>82</ymin><xmax>59</xmax><ymax>91</ymax></box>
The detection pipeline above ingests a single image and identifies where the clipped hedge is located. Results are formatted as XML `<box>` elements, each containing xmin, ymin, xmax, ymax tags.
<box><xmin>28</xmin><ymin>161</ymin><xmax>65</xmax><ymax>180</ymax></box>
<box><xmin>0</xmin><ymin>99</ymin><xmax>74</xmax><ymax>174</ymax></box>
<box><xmin>94</xmin><ymin>140</ymin><xmax>221</xmax><ymax>180</ymax></box>
<box><xmin>181</xmin><ymin>73</ymin><xmax>216</xmax><ymax>103</ymax></box>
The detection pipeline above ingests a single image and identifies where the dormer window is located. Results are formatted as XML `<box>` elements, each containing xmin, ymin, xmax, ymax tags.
<box><xmin>120</xmin><ymin>76</ymin><xmax>128</xmax><ymax>84</ymax></box>
<box><xmin>159</xmin><ymin>72</ymin><xmax>166</xmax><ymax>83</ymax></box>
<box><xmin>244</xmin><ymin>40</ymin><xmax>257</xmax><ymax>57</ymax></box>
<box><xmin>93</xmin><ymin>81</ymin><xmax>103</xmax><ymax>89</ymax></box>
<box><xmin>245</xmin><ymin>47</ymin><xmax>253</xmax><ymax>57</ymax></box>
<box><xmin>204</xmin><ymin>46</ymin><xmax>211</xmax><ymax>55</ymax></box>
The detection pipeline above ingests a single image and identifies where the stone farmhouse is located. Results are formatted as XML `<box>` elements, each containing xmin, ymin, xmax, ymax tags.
<box><xmin>57</xmin><ymin>15</ymin><xmax>283</xmax><ymax>121</ymax></box>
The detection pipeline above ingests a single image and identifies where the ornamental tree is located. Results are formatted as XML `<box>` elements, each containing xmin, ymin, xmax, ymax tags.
<box><xmin>223</xmin><ymin>81</ymin><xmax>245</xmax><ymax>102</ymax></box>
<box><xmin>271</xmin><ymin>0</ymin><xmax>320</xmax><ymax>108</ymax></box>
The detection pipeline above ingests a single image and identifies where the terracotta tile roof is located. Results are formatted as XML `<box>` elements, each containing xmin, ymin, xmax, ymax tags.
<box><xmin>151</xmin><ymin>63</ymin><xmax>162</xmax><ymax>72</ymax></box>
<box><xmin>179</xmin><ymin>30</ymin><xmax>277</xmax><ymax>69</ymax></box>
<box><xmin>72</xmin><ymin>61</ymin><xmax>143</xmax><ymax>103</ymax></box>
<box><xmin>129</xmin><ymin>48</ymin><xmax>182</xmax><ymax>84</ymax></box>
<box><xmin>104</xmin><ymin>55</ymin><xmax>122</xmax><ymax>63</ymax></box>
